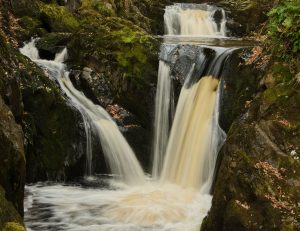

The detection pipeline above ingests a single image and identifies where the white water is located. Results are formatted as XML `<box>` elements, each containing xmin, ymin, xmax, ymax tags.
<box><xmin>152</xmin><ymin>61</ymin><xmax>173</xmax><ymax>178</ymax></box>
<box><xmin>25</xmin><ymin>181</ymin><xmax>212</xmax><ymax>231</ymax></box>
<box><xmin>23</xmin><ymin>3</ymin><xmax>230</xmax><ymax>230</ymax></box>
<box><xmin>164</xmin><ymin>3</ymin><xmax>227</xmax><ymax>37</ymax></box>
<box><xmin>20</xmin><ymin>40</ymin><xmax>145</xmax><ymax>184</ymax></box>
<box><xmin>160</xmin><ymin>76</ymin><xmax>225</xmax><ymax>190</ymax></box>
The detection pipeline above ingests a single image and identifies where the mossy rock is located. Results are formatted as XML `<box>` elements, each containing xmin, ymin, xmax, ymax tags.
<box><xmin>15</xmin><ymin>53</ymin><xmax>87</xmax><ymax>182</ymax></box>
<box><xmin>79</xmin><ymin>0</ymin><xmax>117</xmax><ymax>17</ymax></box>
<box><xmin>11</xmin><ymin>0</ymin><xmax>40</xmax><ymax>17</ymax></box>
<box><xmin>17</xmin><ymin>16</ymin><xmax>46</xmax><ymax>41</ymax></box>
<box><xmin>0</xmin><ymin>34</ymin><xmax>26</xmax><ymax>213</ymax></box>
<box><xmin>0</xmin><ymin>97</ymin><xmax>25</xmax><ymax>216</ymax></box>
<box><xmin>68</xmin><ymin>13</ymin><xmax>158</xmax><ymax>126</ymax></box>
<box><xmin>202</xmin><ymin>67</ymin><xmax>300</xmax><ymax>231</ymax></box>
<box><xmin>0</xmin><ymin>187</ymin><xmax>24</xmax><ymax>230</ymax></box>
<box><xmin>0</xmin><ymin>25</ymin><xmax>86</xmax><ymax>183</ymax></box>
<box><xmin>2</xmin><ymin>222</ymin><xmax>26</xmax><ymax>231</ymax></box>
<box><xmin>39</xmin><ymin>2</ymin><xmax>79</xmax><ymax>32</ymax></box>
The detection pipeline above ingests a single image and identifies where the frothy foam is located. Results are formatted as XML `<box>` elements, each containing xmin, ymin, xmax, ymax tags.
<box><xmin>25</xmin><ymin>182</ymin><xmax>212</xmax><ymax>231</ymax></box>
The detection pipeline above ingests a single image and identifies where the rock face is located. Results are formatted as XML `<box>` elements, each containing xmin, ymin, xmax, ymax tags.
<box><xmin>0</xmin><ymin>97</ymin><xmax>25</xmax><ymax>230</ymax></box>
<box><xmin>0</xmin><ymin>186</ymin><xmax>25</xmax><ymax>231</ymax></box>
<box><xmin>201</xmin><ymin>63</ymin><xmax>300</xmax><ymax>231</ymax></box>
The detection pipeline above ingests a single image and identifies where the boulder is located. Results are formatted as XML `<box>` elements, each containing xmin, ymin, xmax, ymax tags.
<box><xmin>67</xmin><ymin>15</ymin><xmax>158</xmax><ymax>127</ymax></box>
<box><xmin>39</xmin><ymin>2</ymin><xmax>79</xmax><ymax>32</ymax></box>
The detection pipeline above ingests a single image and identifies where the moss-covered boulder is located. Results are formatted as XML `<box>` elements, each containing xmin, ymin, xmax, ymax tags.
<box><xmin>0</xmin><ymin>187</ymin><xmax>25</xmax><ymax>231</ymax></box>
<box><xmin>2</xmin><ymin>222</ymin><xmax>26</xmax><ymax>231</ymax></box>
<box><xmin>67</xmin><ymin>13</ymin><xmax>158</xmax><ymax>126</ymax></box>
<box><xmin>39</xmin><ymin>2</ymin><xmax>79</xmax><ymax>32</ymax></box>
<box><xmin>201</xmin><ymin>64</ymin><xmax>300</xmax><ymax>231</ymax></box>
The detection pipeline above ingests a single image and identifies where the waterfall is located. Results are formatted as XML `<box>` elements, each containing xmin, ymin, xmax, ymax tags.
<box><xmin>152</xmin><ymin>61</ymin><xmax>173</xmax><ymax>178</ymax></box>
<box><xmin>20</xmin><ymin>40</ymin><xmax>145</xmax><ymax>185</ymax></box>
<box><xmin>152</xmin><ymin>4</ymin><xmax>228</xmax><ymax>179</ymax></box>
<box><xmin>24</xmin><ymin>3</ymin><xmax>234</xmax><ymax>231</ymax></box>
<box><xmin>160</xmin><ymin>76</ymin><xmax>225</xmax><ymax>189</ymax></box>
<box><xmin>164</xmin><ymin>3</ymin><xmax>227</xmax><ymax>36</ymax></box>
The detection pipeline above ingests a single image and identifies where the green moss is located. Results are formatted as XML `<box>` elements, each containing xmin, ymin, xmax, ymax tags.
<box><xmin>111</xmin><ymin>27</ymin><xmax>155</xmax><ymax>76</ymax></box>
<box><xmin>39</xmin><ymin>3</ymin><xmax>79</xmax><ymax>32</ymax></box>
<box><xmin>0</xmin><ymin>188</ymin><xmax>23</xmax><ymax>230</ymax></box>
<box><xmin>69</xmin><ymin>15</ymin><xmax>157</xmax><ymax>78</ymax></box>
<box><xmin>267</xmin><ymin>1</ymin><xmax>300</xmax><ymax>58</ymax></box>
<box><xmin>271</xmin><ymin>63</ymin><xmax>293</xmax><ymax>83</ymax></box>
<box><xmin>262</xmin><ymin>84</ymin><xmax>291</xmax><ymax>104</ymax></box>
<box><xmin>17</xmin><ymin>16</ymin><xmax>46</xmax><ymax>40</ymax></box>
<box><xmin>79</xmin><ymin>0</ymin><xmax>116</xmax><ymax>17</ymax></box>
<box><xmin>3</xmin><ymin>222</ymin><xmax>26</xmax><ymax>231</ymax></box>
<box><xmin>280</xmin><ymin>222</ymin><xmax>295</xmax><ymax>231</ymax></box>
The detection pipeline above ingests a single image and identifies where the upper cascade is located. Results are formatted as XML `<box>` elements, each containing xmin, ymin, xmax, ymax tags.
<box><xmin>164</xmin><ymin>3</ymin><xmax>227</xmax><ymax>37</ymax></box>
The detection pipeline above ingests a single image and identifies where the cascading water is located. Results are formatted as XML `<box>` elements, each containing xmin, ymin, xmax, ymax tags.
<box><xmin>24</xmin><ymin>3</ymin><xmax>234</xmax><ymax>231</ymax></box>
<box><xmin>20</xmin><ymin>40</ymin><xmax>145</xmax><ymax>184</ymax></box>
<box><xmin>164</xmin><ymin>3</ymin><xmax>227</xmax><ymax>36</ymax></box>
<box><xmin>152</xmin><ymin>61</ymin><xmax>173</xmax><ymax>178</ymax></box>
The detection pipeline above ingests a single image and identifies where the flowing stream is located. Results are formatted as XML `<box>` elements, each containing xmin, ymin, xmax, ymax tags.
<box><xmin>23</xmin><ymin>3</ymin><xmax>233</xmax><ymax>231</ymax></box>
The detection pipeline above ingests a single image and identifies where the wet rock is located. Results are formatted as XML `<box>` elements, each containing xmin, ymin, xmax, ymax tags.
<box><xmin>123</xmin><ymin>125</ymin><xmax>152</xmax><ymax>172</ymax></box>
<box><xmin>69</xmin><ymin>68</ymin><xmax>114</xmax><ymax>108</ymax></box>
<box><xmin>160</xmin><ymin>44</ymin><xmax>266</xmax><ymax>132</ymax></box>
<box><xmin>35</xmin><ymin>32</ymin><xmax>72</xmax><ymax>60</ymax></box>
<box><xmin>201</xmin><ymin>64</ymin><xmax>300</xmax><ymax>231</ymax></box>
<box><xmin>0</xmin><ymin>97</ymin><xmax>25</xmax><ymax>216</ymax></box>
<box><xmin>18</xmin><ymin>56</ymin><xmax>87</xmax><ymax>181</ymax></box>
<box><xmin>0</xmin><ymin>187</ymin><xmax>25</xmax><ymax>231</ymax></box>
<box><xmin>106</xmin><ymin>104</ymin><xmax>152</xmax><ymax>171</ymax></box>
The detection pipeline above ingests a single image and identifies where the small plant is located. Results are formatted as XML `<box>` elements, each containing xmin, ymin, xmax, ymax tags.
<box><xmin>267</xmin><ymin>1</ymin><xmax>300</xmax><ymax>59</ymax></box>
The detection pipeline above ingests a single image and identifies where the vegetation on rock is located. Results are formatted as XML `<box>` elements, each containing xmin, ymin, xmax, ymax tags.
<box><xmin>0</xmin><ymin>187</ymin><xmax>24</xmax><ymax>231</ymax></box>
<box><xmin>268</xmin><ymin>1</ymin><xmax>300</xmax><ymax>57</ymax></box>
<box><xmin>39</xmin><ymin>2</ymin><xmax>79</xmax><ymax>32</ymax></box>
<box><xmin>202</xmin><ymin>61</ymin><xmax>300</xmax><ymax>230</ymax></box>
